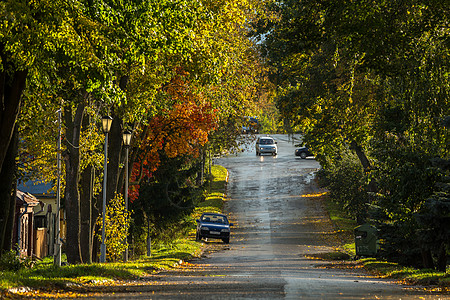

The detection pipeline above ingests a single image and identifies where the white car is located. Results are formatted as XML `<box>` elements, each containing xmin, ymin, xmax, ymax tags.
<box><xmin>256</xmin><ymin>137</ymin><xmax>277</xmax><ymax>156</ymax></box>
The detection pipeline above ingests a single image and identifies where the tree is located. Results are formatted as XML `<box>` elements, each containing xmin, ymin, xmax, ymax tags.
<box><xmin>0</xmin><ymin>0</ymin><xmax>97</xmax><ymax>256</ymax></box>
<box><xmin>415</xmin><ymin>161</ymin><xmax>450</xmax><ymax>271</ymax></box>
<box><xmin>257</xmin><ymin>0</ymin><xmax>449</xmax><ymax>266</ymax></box>
<box><xmin>0</xmin><ymin>127</ymin><xmax>18</xmax><ymax>252</ymax></box>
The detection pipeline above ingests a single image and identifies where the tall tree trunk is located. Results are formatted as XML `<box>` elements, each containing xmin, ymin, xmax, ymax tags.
<box><xmin>64</xmin><ymin>102</ymin><xmax>85</xmax><ymax>264</ymax></box>
<box><xmin>80</xmin><ymin>164</ymin><xmax>94</xmax><ymax>263</ymax></box>
<box><xmin>0</xmin><ymin>45</ymin><xmax>27</xmax><ymax>255</ymax></box>
<box><xmin>91</xmin><ymin>191</ymin><xmax>100</xmax><ymax>262</ymax></box>
<box><xmin>0</xmin><ymin>126</ymin><xmax>18</xmax><ymax>253</ymax></box>
<box><xmin>421</xmin><ymin>249</ymin><xmax>434</xmax><ymax>269</ymax></box>
<box><xmin>110</xmin><ymin>75</ymin><xmax>128</xmax><ymax>197</ymax></box>
<box><xmin>196</xmin><ymin>148</ymin><xmax>205</xmax><ymax>186</ymax></box>
<box><xmin>436</xmin><ymin>242</ymin><xmax>447</xmax><ymax>272</ymax></box>
<box><xmin>106</xmin><ymin>116</ymin><xmax>123</xmax><ymax>201</ymax></box>
<box><xmin>349</xmin><ymin>140</ymin><xmax>371</xmax><ymax>173</ymax></box>
<box><xmin>0</xmin><ymin>44</ymin><xmax>28</xmax><ymax>171</ymax></box>
<box><xmin>349</xmin><ymin>140</ymin><xmax>376</xmax><ymax>224</ymax></box>
<box><xmin>79</xmin><ymin>113</ymin><xmax>93</xmax><ymax>264</ymax></box>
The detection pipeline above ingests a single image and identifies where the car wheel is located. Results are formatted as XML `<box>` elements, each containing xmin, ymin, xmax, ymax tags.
<box><xmin>222</xmin><ymin>238</ymin><xmax>229</xmax><ymax>244</ymax></box>
<box><xmin>300</xmin><ymin>152</ymin><xmax>307</xmax><ymax>159</ymax></box>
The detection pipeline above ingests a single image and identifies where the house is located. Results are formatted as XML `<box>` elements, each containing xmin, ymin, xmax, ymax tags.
<box><xmin>16</xmin><ymin>181</ymin><xmax>65</xmax><ymax>258</ymax></box>
<box><xmin>13</xmin><ymin>190</ymin><xmax>40</xmax><ymax>257</ymax></box>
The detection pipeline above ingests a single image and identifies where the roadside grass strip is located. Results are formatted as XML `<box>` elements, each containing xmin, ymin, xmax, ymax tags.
<box><xmin>321</xmin><ymin>190</ymin><xmax>450</xmax><ymax>291</ymax></box>
<box><xmin>362</xmin><ymin>258</ymin><xmax>450</xmax><ymax>287</ymax></box>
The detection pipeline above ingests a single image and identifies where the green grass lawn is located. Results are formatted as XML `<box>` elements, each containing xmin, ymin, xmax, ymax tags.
<box><xmin>1</xmin><ymin>241</ymin><xmax>199</xmax><ymax>290</ymax></box>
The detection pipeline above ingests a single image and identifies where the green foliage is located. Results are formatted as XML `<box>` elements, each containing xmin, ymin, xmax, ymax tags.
<box><xmin>369</xmin><ymin>146</ymin><xmax>441</xmax><ymax>267</ymax></box>
<box><xmin>372</xmin><ymin>146</ymin><xmax>439</xmax><ymax>220</ymax></box>
<box><xmin>0</xmin><ymin>250</ymin><xmax>32</xmax><ymax>271</ymax></box>
<box><xmin>415</xmin><ymin>159</ymin><xmax>450</xmax><ymax>271</ymax></box>
<box><xmin>130</xmin><ymin>180</ymin><xmax>198</xmax><ymax>255</ymax></box>
<box><xmin>318</xmin><ymin>151</ymin><xmax>369</xmax><ymax>222</ymax></box>
<box><xmin>416</xmin><ymin>184</ymin><xmax>450</xmax><ymax>246</ymax></box>
<box><xmin>97</xmin><ymin>194</ymin><xmax>131</xmax><ymax>262</ymax></box>
<box><xmin>258</xmin><ymin>111</ymin><xmax>284</xmax><ymax>134</ymax></box>
<box><xmin>136</xmin><ymin>153</ymin><xmax>202</xmax><ymax>219</ymax></box>
<box><xmin>323</xmin><ymin>193</ymin><xmax>450</xmax><ymax>284</ymax></box>
<box><xmin>130</xmin><ymin>164</ymin><xmax>227</xmax><ymax>257</ymax></box>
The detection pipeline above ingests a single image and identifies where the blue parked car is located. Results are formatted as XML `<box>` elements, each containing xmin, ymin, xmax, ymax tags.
<box><xmin>196</xmin><ymin>212</ymin><xmax>233</xmax><ymax>243</ymax></box>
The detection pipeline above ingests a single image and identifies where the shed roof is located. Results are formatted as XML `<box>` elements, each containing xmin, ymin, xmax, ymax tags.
<box><xmin>16</xmin><ymin>190</ymin><xmax>40</xmax><ymax>207</ymax></box>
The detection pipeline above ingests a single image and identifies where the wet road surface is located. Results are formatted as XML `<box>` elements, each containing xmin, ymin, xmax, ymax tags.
<box><xmin>81</xmin><ymin>134</ymin><xmax>445</xmax><ymax>299</ymax></box>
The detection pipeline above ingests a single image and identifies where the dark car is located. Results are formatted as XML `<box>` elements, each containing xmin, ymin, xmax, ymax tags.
<box><xmin>295</xmin><ymin>146</ymin><xmax>313</xmax><ymax>159</ymax></box>
<box><xmin>196</xmin><ymin>212</ymin><xmax>233</xmax><ymax>243</ymax></box>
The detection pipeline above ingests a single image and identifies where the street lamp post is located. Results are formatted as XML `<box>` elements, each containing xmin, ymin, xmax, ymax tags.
<box><xmin>100</xmin><ymin>116</ymin><xmax>113</xmax><ymax>263</ymax></box>
<box><xmin>54</xmin><ymin>109</ymin><xmax>62</xmax><ymax>267</ymax></box>
<box><xmin>122</xmin><ymin>130</ymin><xmax>132</xmax><ymax>262</ymax></box>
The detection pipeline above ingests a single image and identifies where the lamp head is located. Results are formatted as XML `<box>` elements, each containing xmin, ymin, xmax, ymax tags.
<box><xmin>102</xmin><ymin>116</ymin><xmax>113</xmax><ymax>133</ymax></box>
<box><xmin>123</xmin><ymin>130</ymin><xmax>132</xmax><ymax>146</ymax></box>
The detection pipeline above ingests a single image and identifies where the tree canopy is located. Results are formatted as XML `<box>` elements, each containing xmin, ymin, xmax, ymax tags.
<box><xmin>257</xmin><ymin>0</ymin><xmax>449</xmax><ymax>269</ymax></box>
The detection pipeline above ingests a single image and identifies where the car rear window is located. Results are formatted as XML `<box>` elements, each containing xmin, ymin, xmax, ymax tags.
<box><xmin>202</xmin><ymin>215</ymin><xmax>227</xmax><ymax>223</ymax></box>
<box><xmin>260</xmin><ymin>139</ymin><xmax>274</xmax><ymax>145</ymax></box>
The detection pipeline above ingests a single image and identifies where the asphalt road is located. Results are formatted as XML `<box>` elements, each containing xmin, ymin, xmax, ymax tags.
<box><xmin>80</xmin><ymin>134</ymin><xmax>444</xmax><ymax>299</ymax></box>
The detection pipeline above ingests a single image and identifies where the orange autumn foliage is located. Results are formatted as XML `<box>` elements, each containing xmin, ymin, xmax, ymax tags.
<box><xmin>129</xmin><ymin>73</ymin><xmax>218</xmax><ymax>201</ymax></box>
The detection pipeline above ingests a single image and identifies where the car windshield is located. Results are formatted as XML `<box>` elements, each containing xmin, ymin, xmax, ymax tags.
<box><xmin>260</xmin><ymin>139</ymin><xmax>274</xmax><ymax>145</ymax></box>
<box><xmin>202</xmin><ymin>215</ymin><xmax>227</xmax><ymax>224</ymax></box>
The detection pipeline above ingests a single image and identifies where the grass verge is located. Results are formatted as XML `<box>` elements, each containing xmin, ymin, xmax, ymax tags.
<box><xmin>0</xmin><ymin>165</ymin><xmax>229</xmax><ymax>297</ymax></box>
<box><xmin>321</xmin><ymin>191</ymin><xmax>449</xmax><ymax>291</ymax></box>
<box><xmin>324</xmin><ymin>194</ymin><xmax>357</xmax><ymax>256</ymax></box>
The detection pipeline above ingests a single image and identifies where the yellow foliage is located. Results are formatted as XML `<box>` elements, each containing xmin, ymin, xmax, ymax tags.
<box><xmin>96</xmin><ymin>193</ymin><xmax>131</xmax><ymax>262</ymax></box>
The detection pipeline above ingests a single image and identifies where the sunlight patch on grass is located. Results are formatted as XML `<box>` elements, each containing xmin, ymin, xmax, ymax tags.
<box><xmin>306</xmin><ymin>251</ymin><xmax>351</xmax><ymax>261</ymax></box>
<box><xmin>360</xmin><ymin>258</ymin><xmax>450</xmax><ymax>286</ymax></box>
<box><xmin>301</xmin><ymin>191</ymin><xmax>328</xmax><ymax>198</ymax></box>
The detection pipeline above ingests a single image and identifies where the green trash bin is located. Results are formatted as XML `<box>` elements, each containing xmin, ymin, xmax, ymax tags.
<box><xmin>354</xmin><ymin>223</ymin><xmax>378</xmax><ymax>257</ymax></box>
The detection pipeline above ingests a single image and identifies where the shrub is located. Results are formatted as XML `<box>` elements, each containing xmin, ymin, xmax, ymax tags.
<box><xmin>97</xmin><ymin>193</ymin><xmax>131</xmax><ymax>262</ymax></box>
<box><xmin>319</xmin><ymin>151</ymin><xmax>369</xmax><ymax>223</ymax></box>
<box><xmin>0</xmin><ymin>249</ymin><xmax>32</xmax><ymax>271</ymax></box>
<box><xmin>370</xmin><ymin>147</ymin><xmax>441</xmax><ymax>268</ymax></box>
